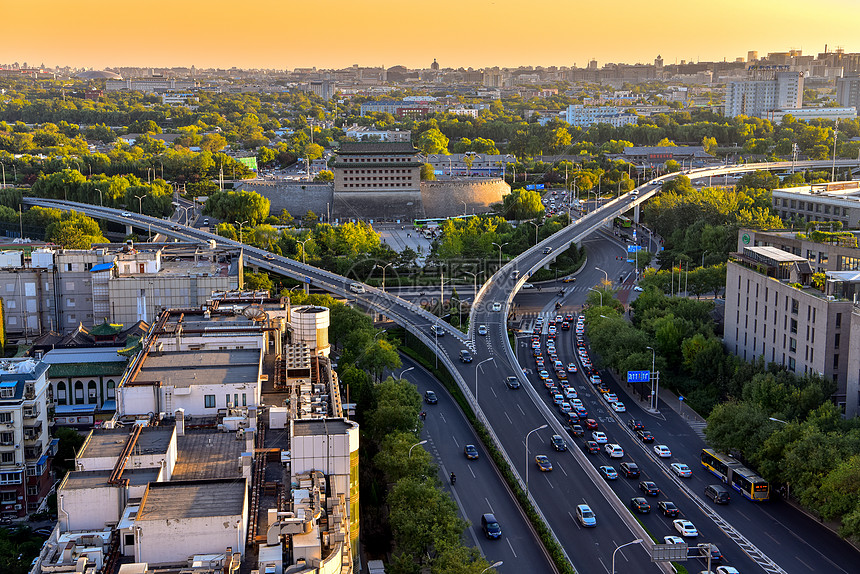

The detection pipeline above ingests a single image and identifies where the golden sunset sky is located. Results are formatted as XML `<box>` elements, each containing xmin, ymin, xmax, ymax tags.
<box><xmin>4</xmin><ymin>0</ymin><xmax>859</xmax><ymax>70</ymax></box>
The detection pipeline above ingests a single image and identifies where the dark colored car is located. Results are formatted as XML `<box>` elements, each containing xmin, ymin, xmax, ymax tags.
<box><xmin>628</xmin><ymin>419</ymin><xmax>644</xmax><ymax>431</ymax></box>
<box><xmin>619</xmin><ymin>462</ymin><xmax>640</xmax><ymax>478</ymax></box>
<box><xmin>424</xmin><ymin>390</ymin><xmax>438</xmax><ymax>404</ymax></box>
<box><xmin>658</xmin><ymin>501</ymin><xmax>681</xmax><ymax>517</ymax></box>
<box><xmin>551</xmin><ymin>435</ymin><xmax>568</xmax><ymax>451</ymax></box>
<box><xmin>630</xmin><ymin>497</ymin><xmax>651</xmax><ymax>514</ymax></box>
<box><xmin>639</xmin><ymin>480</ymin><xmax>660</xmax><ymax>496</ymax></box>
<box><xmin>637</xmin><ymin>429</ymin><xmax>655</xmax><ymax>443</ymax></box>
<box><xmin>568</xmin><ymin>424</ymin><xmax>584</xmax><ymax>437</ymax></box>
<box><xmin>464</xmin><ymin>445</ymin><xmax>479</xmax><ymax>460</ymax></box>
<box><xmin>481</xmin><ymin>513</ymin><xmax>502</xmax><ymax>539</ymax></box>
<box><xmin>459</xmin><ymin>349</ymin><xmax>473</xmax><ymax>363</ymax></box>
<box><xmin>505</xmin><ymin>376</ymin><xmax>521</xmax><ymax>389</ymax></box>
<box><xmin>696</xmin><ymin>543</ymin><xmax>723</xmax><ymax>564</ymax></box>
<box><xmin>584</xmin><ymin>440</ymin><xmax>601</xmax><ymax>455</ymax></box>
<box><xmin>584</xmin><ymin>418</ymin><xmax>598</xmax><ymax>430</ymax></box>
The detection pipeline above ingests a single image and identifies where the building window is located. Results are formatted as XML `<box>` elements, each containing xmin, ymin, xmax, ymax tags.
<box><xmin>789</xmin><ymin>338</ymin><xmax>796</xmax><ymax>353</ymax></box>
<box><xmin>0</xmin><ymin>453</ymin><xmax>13</xmax><ymax>464</ymax></box>
<box><xmin>791</xmin><ymin>299</ymin><xmax>799</xmax><ymax>314</ymax></box>
<box><xmin>0</xmin><ymin>472</ymin><xmax>21</xmax><ymax>485</ymax></box>
<box><xmin>56</xmin><ymin>382</ymin><xmax>67</xmax><ymax>405</ymax></box>
<box><xmin>788</xmin><ymin>357</ymin><xmax>796</xmax><ymax>371</ymax></box>
<box><xmin>790</xmin><ymin>319</ymin><xmax>797</xmax><ymax>334</ymax></box>
<box><xmin>0</xmin><ymin>413</ymin><xmax>10</xmax><ymax>424</ymax></box>
<box><xmin>834</xmin><ymin>354</ymin><xmax>840</xmax><ymax>369</ymax></box>
<box><xmin>74</xmin><ymin>382</ymin><xmax>84</xmax><ymax>403</ymax></box>
<box><xmin>106</xmin><ymin>381</ymin><xmax>115</xmax><ymax>399</ymax></box>
<box><xmin>836</xmin><ymin>313</ymin><xmax>842</xmax><ymax>328</ymax></box>
<box><xmin>88</xmin><ymin>381</ymin><xmax>98</xmax><ymax>404</ymax></box>
<box><xmin>204</xmin><ymin>395</ymin><xmax>215</xmax><ymax>408</ymax></box>
<box><xmin>0</xmin><ymin>491</ymin><xmax>14</xmax><ymax>503</ymax></box>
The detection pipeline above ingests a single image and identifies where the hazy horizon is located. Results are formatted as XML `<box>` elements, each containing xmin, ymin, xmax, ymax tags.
<box><xmin>3</xmin><ymin>0</ymin><xmax>859</xmax><ymax>71</ymax></box>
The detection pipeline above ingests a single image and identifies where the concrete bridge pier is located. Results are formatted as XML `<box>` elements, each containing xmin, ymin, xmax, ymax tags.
<box><xmin>633</xmin><ymin>203</ymin><xmax>641</xmax><ymax>224</ymax></box>
<box><xmin>126</xmin><ymin>224</ymin><xmax>133</xmax><ymax>236</ymax></box>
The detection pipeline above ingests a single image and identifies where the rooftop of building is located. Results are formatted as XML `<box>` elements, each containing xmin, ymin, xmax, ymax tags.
<box><xmin>171</xmin><ymin>430</ymin><xmax>246</xmax><ymax>480</ymax></box>
<box><xmin>137</xmin><ymin>478</ymin><xmax>247</xmax><ymax>521</ymax></box>
<box><xmin>292</xmin><ymin>418</ymin><xmax>355</xmax><ymax>436</ymax></box>
<box><xmin>61</xmin><ymin>468</ymin><xmax>160</xmax><ymax>490</ymax></box>
<box><xmin>42</xmin><ymin>347</ymin><xmax>128</xmax><ymax>364</ymax></box>
<box><xmin>772</xmin><ymin>181</ymin><xmax>860</xmax><ymax>202</ymax></box>
<box><xmin>337</xmin><ymin>141</ymin><xmax>417</xmax><ymax>154</ymax></box>
<box><xmin>745</xmin><ymin>245</ymin><xmax>807</xmax><ymax>263</ymax></box>
<box><xmin>134</xmin><ymin>348</ymin><xmax>262</xmax><ymax>389</ymax></box>
<box><xmin>78</xmin><ymin>425</ymin><xmax>175</xmax><ymax>461</ymax></box>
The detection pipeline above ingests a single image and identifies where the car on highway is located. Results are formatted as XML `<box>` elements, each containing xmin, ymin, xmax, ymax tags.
<box><xmin>639</xmin><ymin>480</ymin><xmax>660</xmax><ymax>496</ymax></box>
<box><xmin>522</xmin><ymin>283</ymin><xmax>534</xmax><ymax>289</ymax></box>
<box><xmin>477</xmin><ymin>324</ymin><xmax>487</xmax><ymax>335</ymax></box>
<box><xmin>633</xmin><ymin>285</ymin><xmax>644</xmax><ymax>292</ymax></box>
<box><xmin>584</xmin><ymin>440</ymin><xmax>601</xmax><ymax>455</ymax></box>
<box><xmin>535</xmin><ymin>455</ymin><xmax>553</xmax><ymax>472</ymax></box>
<box><xmin>658</xmin><ymin>500</ymin><xmax>681</xmax><ymax>517</ymax></box>
<box><xmin>564</xmin><ymin>387</ymin><xmax>577</xmax><ymax>399</ymax></box>
<box><xmin>611</xmin><ymin>401</ymin><xmax>626</xmax><ymax>412</ymax></box>
<box><xmin>637</xmin><ymin>429</ymin><xmax>655</xmax><ymax>443</ymax></box>
<box><xmin>590</xmin><ymin>374</ymin><xmax>602</xmax><ymax>385</ymax></box>
<box><xmin>673</xmin><ymin>519</ymin><xmax>699</xmax><ymax>537</ymax></box>
<box><xmin>552</xmin><ymin>394</ymin><xmax>564</xmax><ymax>405</ymax></box>
<box><xmin>121</xmin><ymin>212</ymin><xmax>132</xmax><ymax>217</ymax></box>
<box><xmin>424</xmin><ymin>390</ymin><xmax>438</xmax><ymax>404</ymax></box>
<box><xmin>584</xmin><ymin>418</ymin><xmax>597</xmax><ymax>430</ymax></box>
<box><xmin>464</xmin><ymin>445</ymin><xmax>479</xmax><ymax>460</ymax></box>
<box><xmin>562</xmin><ymin>276</ymin><xmax>576</xmax><ymax>283</ymax></box>
<box><xmin>630</xmin><ymin>497</ymin><xmax>651</xmax><ymax>514</ymax></box>
<box><xmin>550</xmin><ymin>435</ymin><xmax>567</xmax><ymax>451</ymax></box>
<box><xmin>575</xmin><ymin>504</ymin><xmax>596</xmax><ymax>527</ymax></box>
<box><xmin>664</xmin><ymin>535</ymin><xmax>685</xmax><ymax>545</ymax></box>
<box><xmin>481</xmin><ymin>513</ymin><xmax>502</xmax><ymax>539</ymax></box>
<box><xmin>628</xmin><ymin>419</ymin><xmax>645</xmax><ymax>431</ymax></box>
<box><xmin>574</xmin><ymin>406</ymin><xmax>588</xmax><ymax>418</ymax></box>
<box><xmin>567</xmin><ymin>362</ymin><xmax>577</xmax><ymax>372</ymax></box>
<box><xmin>714</xmin><ymin>567</ymin><xmax>740</xmax><ymax>574</ymax></box>
<box><xmin>538</xmin><ymin>370</ymin><xmax>550</xmax><ymax>380</ymax></box>
<box><xmin>568</xmin><ymin>423</ymin><xmax>584</xmax><ymax>437</ymax></box>
<box><xmin>619</xmin><ymin>461</ymin><xmax>640</xmax><ymax>478</ymax></box>
<box><xmin>654</xmin><ymin>445</ymin><xmax>672</xmax><ymax>458</ymax></box>
<box><xmin>560</xmin><ymin>402</ymin><xmax>571</xmax><ymax>413</ymax></box>
<box><xmin>543</xmin><ymin>246</ymin><xmax>553</xmax><ymax>254</ymax></box>
<box><xmin>492</xmin><ymin>302</ymin><xmax>502</xmax><ymax>312</ymax></box>
<box><xmin>603</xmin><ymin>393</ymin><xmax>619</xmax><ymax>403</ymax></box>
<box><xmin>592</xmin><ymin>431</ymin><xmax>607</xmax><ymax>443</ymax></box>
<box><xmin>459</xmin><ymin>349</ymin><xmax>473</xmax><ymax>363</ymax></box>
<box><xmin>605</xmin><ymin>443</ymin><xmax>624</xmax><ymax>458</ymax></box>
<box><xmin>571</xmin><ymin>398</ymin><xmax>583</xmax><ymax>409</ymax></box>
<box><xmin>670</xmin><ymin>463</ymin><xmax>693</xmax><ymax>478</ymax></box>
<box><xmin>561</xmin><ymin>321</ymin><xmax>570</xmax><ymax>330</ymax></box>
<box><xmin>556</xmin><ymin>369</ymin><xmax>567</xmax><ymax>380</ymax></box>
<box><xmin>430</xmin><ymin>324</ymin><xmax>445</xmax><ymax>336</ymax></box>
<box><xmin>548</xmin><ymin>325</ymin><xmax>557</xmax><ymax>335</ymax></box>
<box><xmin>696</xmin><ymin>543</ymin><xmax>723</xmax><ymax>563</ymax></box>
<box><xmin>264</xmin><ymin>253</ymin><xmax>276</xmax><ymax>260</ymax></box>
<box><xmin>598</xmin><ymin>465</ymin><xmax>618</xmax><ymax>480</ymax></box>
<box><xmin>505</xmin><ymin>376</ymin><xmax>520</xmax><ymax>389</ymax></box>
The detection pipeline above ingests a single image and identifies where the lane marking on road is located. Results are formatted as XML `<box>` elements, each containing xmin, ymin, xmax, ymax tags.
<box><xmin>490</xmin><ymin>386</ymin><xmax>498</xmax><ymax>398</ymax></box>
<box><xmin>597</xmin><ymin>556</ymin><xmax>610</xmax><ymax>574</ymax></box>
<box><xmin>439</xmin><ymin>412</ymin><xmax>447</xmax><ymax>423</ymax></box>
<box><xmin>451</xmin><ymin>436</ymin><xmax>460</xmax><ymax>449</ymax></box>
<box><xmin>505</xmin><ymin>412</ymin><xmax>513</xmax><ymax>425</ymax></box>
<box><xmin>795</xmin><ymin>557</ymin><xmax>815</xmax><ymax>571</ymax></box>
<box><xmin>468</xmin><ymin>465</ymin><xmax>476</xmax><ymax>479</ymax></box>
<box><xmin>517</xmin><ymin>404</ymin><xmax>526</xmax><ymax>416</ymax></box>
<box><xmin>485</xmin><ymin>498</ymin><xmax>495</xmax><ymax>513</ymax></box>
<box><xmin>558</xmin><ymin>463</ymin><xmax>568</xmax><ymax>476</ymax></box>
<box><xmin>506</xmin><ymin>538</ymin><xmax>518</xmax><ymax>558</ymax></box>
<box><xmin>544</xmin><ymin>474</ymin><xmax>554</xmax><ymax>488</ymax></box>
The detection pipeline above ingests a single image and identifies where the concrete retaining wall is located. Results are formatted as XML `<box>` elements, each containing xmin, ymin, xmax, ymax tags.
<box><xmin>235</xmin><ymin>182</ymin><xmax>334</xmax><ymax>219</ymax></box>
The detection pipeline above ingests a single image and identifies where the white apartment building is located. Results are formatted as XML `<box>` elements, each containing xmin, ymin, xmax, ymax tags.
<box><xmin>565</xmin><ymin>104</ymin><xmax>639</xmax><ymax>128</ymax></box>
<box><xmin>724</xmin><ymin>69</ymin><xmax>803</xmax><ymax>118</ymax></box>
<box><xmin>0</xmin><ymin>359</ymin><xmax>53</xmax><ymax>518</ymax></box>
<box><xmin>764</xmin><ymin>106</ymin><xmax>856</xmax><ymax>125</ymax></box>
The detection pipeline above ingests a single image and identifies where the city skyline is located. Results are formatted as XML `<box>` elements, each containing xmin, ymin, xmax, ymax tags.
<box><xmin>3</xmin><ymin>0</ymin><xmax>860</xmax><ymax>71</ymax></box>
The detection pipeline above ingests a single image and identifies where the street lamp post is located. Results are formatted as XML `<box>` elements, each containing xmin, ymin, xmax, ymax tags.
<box><xmin>588</xmin><ymin>287</ymin><xmax>603</xmax><ymax>307</ymax></box>
<box><xmin>491</xmin><ymin>242</ymin><xmax>508</xmax><ymax>269</ymax></box>
<box><xmin>525</xmin><ymin>424</ymin><xmax>548</xmax><ymax>495</ymax></box>
<box><xmin>527</xmin><ymin>221</ymin><xmax>542</xmax><ymax>245</ymax></box>
<box><xmin>298</xmin><ymin>239</ymin><xmax>310</xmax><ymax>294</ymax></box>
<box><xmin>408</xmin><ymin>440</ymin><xmax>428</xmax><ymax>458</ymax></box>
<box><xmin>434</xmin><ymin>313</ymin><xmax>451</xmax><ymax>369</ymax></box>
<box><xmin>612</xmin><ymin>539</ymin><xmax>643</xmax><ymax>574</ymax></box>
<box><xmin>134</xmin><ymin>194</ymin><xmax>146</xmax><ymax>214</ymax></box>
<box><xmin>480</xmin><ymin>561</ymin><xmax>504</xmax><ymax>574</ymax></box>
<box><xmin>235</xmin><ymin>220</ymin><xmax>249</xmax><ymax>244</ymax></box>
<box><xmin>646</xmin><ymin>346</ymin><xmax>658</xmax><ymax>412</ymax></box>
<box><xmin>398</xmin><ymin>366</ymin><xmax>415</xmax><ymax>380</ymax></box>
<box><xmin>464</xmin><ymin>270</ymin><xmax>483</xmax><ymax>306</ymax></box>
<box><xmin>595</xmin><ymin>266</ymin><xmax>609</xmax><ymax>286</ymax></box>
<box><xmin>375</xmin><ymin>262</ymin><xmax>394</xmax><ymax>293</ymax></box>
<box><xmin>475</xmin><ymin>357</ymin><xmax>494</xmax><ymax>406</ymax></box>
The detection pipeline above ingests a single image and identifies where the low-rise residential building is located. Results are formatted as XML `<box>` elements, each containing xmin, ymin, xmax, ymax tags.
<box><xmin>771</xmin><ymin>181</ymin><xmax>860</xmax><ymax>228</ymax></box>
<box><xmin>343</xmin><ymin>124</ymin><xmax>411</xmax><ymax>142</ymax></box>
<box><xmin>565</xmin><ymin>104</ymin><xmax>639</xmax><ymax>128</ymax></box>
<box><xmin>763</xmin><ymin>106</ymin><xmax>857</xmax><ymax>124</ymax></box>
<box><xmin>608</xmin><ymin>146</ymin><xmax>720</xmax><ymax>169</ymax></box>
<box><xmin>725</xmin><ymin>232</ymin><xmax>860</xmax><ymax>416</ymax></box>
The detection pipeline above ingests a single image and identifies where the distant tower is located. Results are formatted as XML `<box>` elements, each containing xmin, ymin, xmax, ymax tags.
<box><xmin>191</xmin><ymin>65</ymin><xmax>196</xmax><ymax>78</ymax></box>
<box><xmin>747</xmin><ymin>51</ymin><xmax>758</xmax><ymax>62</ymax></box>
<box><xmin>431</xmin><ymin>59</ymin><xmax>439</xmax><ymax>71</ymax></box>
<box><xmin>654</xmin><ymin>55</ymin><xmax>663</xmax><ymax>68</ymax></box>
<box><xmin>588</xmin><ymin>59</ymin><xmax>598</xmax><ymax>70</ymax></box>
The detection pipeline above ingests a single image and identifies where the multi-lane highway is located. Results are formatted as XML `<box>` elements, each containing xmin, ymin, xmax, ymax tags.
<box><xmin>24</xmin><ymin>157</ymin><xmax>860</xmax><ymax>573</ymax></box>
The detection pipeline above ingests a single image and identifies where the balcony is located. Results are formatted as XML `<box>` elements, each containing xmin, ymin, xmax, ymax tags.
<box><xmin>22</xmin><ymin>407</ymin><xmax>40</xmax><ymax>419</ymax></box>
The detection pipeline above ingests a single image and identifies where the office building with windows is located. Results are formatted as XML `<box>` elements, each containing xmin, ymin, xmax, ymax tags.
<box><xmin>724</xmin><ymin>68</ymin><xmax>803</xmax><ymax>118</ymax></box>
<box><xmin>771</xmin><ymin>181</ymin><xmax>860</xmax><ymax>229</ymax></box>
<box><xmin>725</xmin><ymin>231</ymin><xmax>860</xmax><ymax>416</ymax></box>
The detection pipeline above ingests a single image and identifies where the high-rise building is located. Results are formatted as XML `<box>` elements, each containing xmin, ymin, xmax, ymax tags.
<box><xmin>724</xmin><ymin>68</ymin><xmax>803</xmax><ymax>117</ymax></box>
<box><xmin>837</xmin><ymin>74</ymin><xmax>860</xmax><ymax>112</ymax></box>
<box><xmin>748</xmin><ymin>51</ymin><xmax>759</xmax><ymax>62</ymax></box>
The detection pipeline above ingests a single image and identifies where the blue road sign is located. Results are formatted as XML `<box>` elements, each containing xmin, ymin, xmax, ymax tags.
<box><xmin>679</xmin><ymin>395</ymin><xmax>685</xmax><ymax>401</ymax></box>
<box><xmin>304</xmin><ymin>276</ymin><xmax>312</xmax><ymax>284</ymax></box>
<box><xmin>627</xmin><ymin>370</ymin><xmax>651</xmax><ymax>383</ymax></box>
<box><xmin>627</xmin><ymin>245</ymin><xmax>644</xmax><ymax>253</ymax></box>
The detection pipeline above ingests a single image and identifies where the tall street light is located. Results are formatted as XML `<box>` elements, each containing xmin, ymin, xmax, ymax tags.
<box><xmin>235</xmin><ymin>220</ymin><xmax>249</xmax><ymax>243</ymax></box>
<box><xmin>480</xmin><ymin>561</ymin><xmax>504</xmax><ymax>574</ymax></box>
<box><xmin>398</xmin><ymin>366</ymin><xmax>415</xmax><ymax>380</ymax></box>
<box><xmin>588</xmin><ymin>287</ymin><xmax>603</xmax><ymax>307</ymax></box>
<box><xmin>527</xmin><ymin>221</ymin><xmax>542</xmax><ymax>245</ymax></box>
<box><xmin>464</xmin><ymin>270</ymin><xmax>484</xmax><ymax>305</ymax></box>
<box><xmin>375</xmin><ymin>262</ymin><xmax>394</xmax><ymax>293</ymax></box>
<box><xmin>612</xmin><ymin>539</ymin><xmax>643</xmax><ymax>574</ymax></box>
<box><xmin>525</xmin><ymin>424</ymin><xmax>548</xmax><ymax>495</ymax></box>
<box><xmin>491</xmin><ymin>242</ymin><xmax>508</xmax><ymax>270</ymax></box>
<box><xmin>409</xmin><ymin>440</ymin><xmax>428</xmax><ymax>458</ymax></box>
<box><xmin>134</xmin><ymin>194</ymin><xmax>146</xmax><ymax>214</ymax></box>
<box><xmin>646</xmin><ymin>346</ymin><xmax>658</xmax><ymax>412</ymax></box>
<box><xmin>298</xmin><ymin>239</ymin><xmax>310</xmax><ymax>294</ymax></box>
<box><xmin>475</xmin><ymin>357</ymin><xmax>494</xmax><ymax>406</ymax></box>
<box><xmin>595</xmin><ymin>266</ymin><xmax>609</xmax><ymax>286</ymax></box>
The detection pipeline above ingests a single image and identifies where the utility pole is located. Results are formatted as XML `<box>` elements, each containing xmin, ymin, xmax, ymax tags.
<box><xmin>831</xmin><ymin>118</ymin><xmax>839</xmax><ymax>183</ymax></box>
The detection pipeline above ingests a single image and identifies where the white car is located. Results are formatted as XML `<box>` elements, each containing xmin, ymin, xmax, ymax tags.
<box><xmin>604</xmin><ymin>393</ymin><xmax>618</xmax><ymax>403</ymax></box>
<box><xmin>478</xmin><ymin>324</ymin><xmax>487</xmax><ymax>335</ymax></box>
<box><xmin>654</xmin><ymin>445</ymin><xmax>672</xmax><ymax>458</ymax></box>
<box><xmin>522</xmin><ymin>283</ymin><xmax>534</xmax><ymax>289</ymax></box>
<box><xmin>604</xmin><ymin>443</ymin><xmax>624</xmax><ymax>458</ymax></box>
<box><xmin>121</xmin><ymin>212</ymin><xmax>132</xmax><ymax>217</ymax></box>
<box><xmin>715</xmin><ymin>568</ymin><xmax>740</xmax><ymax>574</ymax></box>
<box><xmin>567</xmin><ymin>362</ymin><xmax>577</xmax><ymax>372</ymax></box>
<box><xmin>492</xmin><ymin>302</ymin><xmax>502</xmax><ymax>312</ymax></box>
<box><xmin>673</xmin><ymin>519</ymin><xmax>698</xmax><ymax>537</ymax></box>
<box><xmin>670</xmin><ymin>463</ymin><xmax>692</xmax><ymax>478</ymax></box>
<box><xmin>592</xmin><ymin>431</ymin><xmax>608</xmax><ymax>444</ymax></box>
<box><xmin>611</xmin><ymin>401</ymin><xmax>626</xmax><ymax>412</ymax></box>
<box><xmin>633</xmin><ymin>286</ymin><xmax>644</xmax><ymax>292</ymax></box>
<box><xmin>663</xmin><ymin>535</ymin><xmax>685</xmax><ymax>545</ymax></box>
<box><xmin>571</xmin><ymin>399</ymin><xmax>583</xmax><ymax>409</ymax></box>
<box><xmin>564</xmin><ymin>388</ymin><xmax>577</xmax><ymax>399</ymax></box>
